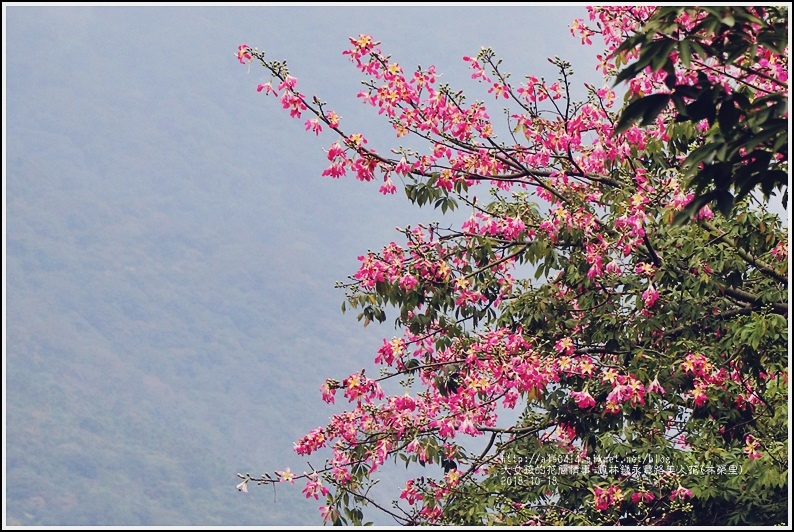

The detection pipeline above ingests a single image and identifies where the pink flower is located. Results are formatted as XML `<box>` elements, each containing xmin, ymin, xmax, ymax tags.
<box><xmin>631</xmin><ymin>490</ymin><xmax>654</xmax><ymax>504</ymax></box>
<box><xmin>342</xmin><ymin>371</ymin><xmax>384</xmax><ymax>404</ymax></box>
<box><xmin>641</xmin><ymin>285</ymin><xmax>659</xmax><ymax>308</ymax></box>
<box><xmin>405</xmin><ymin>438</ymin><xmax>430</xmax><ymax>464</ymax></box>
<box><xmin>400</xmin><ymin>479</ymin><xmax>423</xmax><ymax>505</ymax></box>
<box><xmin>670</xmin><ymin>485</ymin><xmax>693</xmax><ymax>500</ymax></box>
<box><xmin>605</xmin><ymin>260</ymin><xmax>622</xmax><ymax>275</ymax></box>
<box><xmin>571</xmin><ymin>390</ymin><xmax>596</xmax><ymax>409</ymax></box>
<box><xmin>320</xmin><ymin>505</ymin><xmax>338</xmax><ymax>524</ymax></box>
<box><xmin>744</xmin><ymin>435</ymin><xmax>762</xmax><ymax>460</ymax></box>
<box><xmin>325</xmin><ymin>110</ymin><xmax>341</xmax><ymax>129</ymax></box>
<box><xmin>697</xmin><ymin>205</ymin><xmax>714</xmax><ymax>220</ymax></box>
<box><xmin>634</xmin><ymin>262</ymin><xmax>655</xmax><ymax>276</ymax></box>
<box><xmin>399</xmin><ymin>273</ymin><xmax>418</xmax><ymax>291</ymax></box>
<box><xmin>555</xmin><ymin>337</ymin><xmax>575</xmax><ymax>355</ymax></box>
<box><xmin>692</xmin><ymin>384</ymin><xmax>709</xmax><ymax>406</ymax></box>
<box><xmin>236</xmin><ymin>44</ymin><xmax>252</xmax><ymax>64</ymax></box>
<box><xmin>379</xmin><ymin>178</ymin><xmax>397</xmax><ymax>195</ymax></box>
<box><xmin>393</xmin><ymin>394</ymin><xmax>416</xmax><ymax>412</ymax></box>
<box><xmin>332</xmin><ymin>463</ymin><xmax>352</xmax><ymax>485</ymax></box>
<box><xmin>488</xmin><ymin>82</ymin><xmax>510</xmax><ymax>99</ymax></box>
<box><xmin>326</xmin><ymin>142</ymin><xmax>345</xmax><ymax>161</ymax></box>
<box><xmin>587</xmin><ymin>262</ymin><xmax>603</xmax><ymax>280</ymax></box>
<box><xmin>302</xmin><ymin>473</ymin><xmax>330</xmax><ymax>500</ymax></box>
<box><xmin>277</xmin><ymin>75</ymin><xmax>298</xmax><ymax>92</ymax></box>
<box><xmin>592</xmin><ymin>485</ymin><xmax>623</xmax><ymax>511</ymax></box>
<box><xmin>626</xmin><ymin>376</ymin><xmax>646</xmax><ymax>405</ymax></box>
<box><xmin>771</xmin><ymin>241</ymin><xmax>788</xmax><ymax>260</ymax></box>
<box><xmin>646</xmin><ymin>377</ymin><xmax>666</xmax><ymax>395</ymax></box>
<box><xmin>320</xmin><ymin>379</ymin><xmax>337</xmax><ymax>404</ymax></box>
<box><xmin>294</xmin><ymin>427</ymin><xmax>327</xmax><ymax>455</ymax></box>
<box><xmin>281</xmin><ymin>91</ymin><xmax>307</xmax><ymax>118</ymax></box>
<box><xmin>368</xmin><ymin>439</ymin><xmax>392</xmax><ymax>473</ymax></box>
<box><xmin>445</xmin><ymin>468</ymin><xmax>461</xmax><ymax>487</ymax></box>
<box><xmin>347</xmin><ymin>133</ymin><xmax>367</xmax><ymax>147</ymax></box>
<box><xmin>458</xmin><ymin>415</ymin><xmax>481</xmax><ymax>436</ymax></box>
<box><xmin>607</xmin><ymin>384</ymin><xmax>632</xmax><ymax>404</ymax></box>
<box><xmin>277</xmin><ymin>467</ymin><xmax>296</xmax><ymax>484</ymax></box>
<box><xmin>256</xmin><ymin>82</ymin><xmax>275</xmax><ymax>95</ymax></box>
<box><xmin>305</xmin><ymin>119</ymin><xmax>323</xmax><ymax>136</ymax></box>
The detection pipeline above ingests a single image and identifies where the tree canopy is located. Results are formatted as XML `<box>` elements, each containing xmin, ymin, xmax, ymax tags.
<box><xmin>234</xmin><ymin>5</ymin><xmax>788</xmax><ymax>526</ymax></box>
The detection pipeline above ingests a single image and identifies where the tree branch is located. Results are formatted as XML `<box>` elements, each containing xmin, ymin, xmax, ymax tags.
<box><xmin>719</xmin><ymin>284</ymin><xmax>788</xmax><ymax>316</ymax></box>
<box><xmin>702</xmin><ymin>220</ymin><xmax>788</xmax><ymax>286</ymax></box>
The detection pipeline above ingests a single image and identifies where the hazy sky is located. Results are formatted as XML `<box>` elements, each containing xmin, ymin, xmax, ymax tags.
<box><xmin>4</xmin><ymin>3</ymin><xmax>606</xmax><ymax>526</ymax></box>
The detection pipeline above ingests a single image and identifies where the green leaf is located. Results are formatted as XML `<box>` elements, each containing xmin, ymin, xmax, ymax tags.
<box><xmin>664</xmin><ymin>71</ymin><xmax>677</xmax><ymax>90</ymax></box>
<box><xmin>604</xmin><ymin>339</ymin><xmax>621</xmax><ymax>353</ymax></box>
<box><xmin>404</xmin><ymin>358</ymin><xmax>421</xmax><ymax>374</ymax></box>
<box><xmin>615</xmin><ymin>94</ymin><xmax>671</xmax><ymax>133</ymax></box>
<box><xmin>714</xmin><ymin>189</ymin><xmax>735</xmax><ymax>217</ymax></box>
<box><xmin>686</xmin><ymin>91</ymin><xmax>717</xmax><ymax>123</ymax></box>
<box><xmin>679</xmin><ymin>39</ymin><xmax>692</xmax><ymax>67</ymax></box>
<box><xmin>650</xmin><ymin>40</ymin><xmax>676</xmax><ymax>72</ymax></box>
<box><xmin>718</xmin><ymin>98</ymin><xmax>740</xmax><ymax>135</ymax></box>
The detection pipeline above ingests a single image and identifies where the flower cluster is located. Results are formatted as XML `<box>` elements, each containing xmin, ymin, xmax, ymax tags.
<box><xmin>592</xmin><ymin>484</ymin><xmax>624</xmax><ymax>511</ymax></box>
<box><xmin>234</xmin><ymin>4</ymin><xmax>787</xmax><ymax>525</ymax></box>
